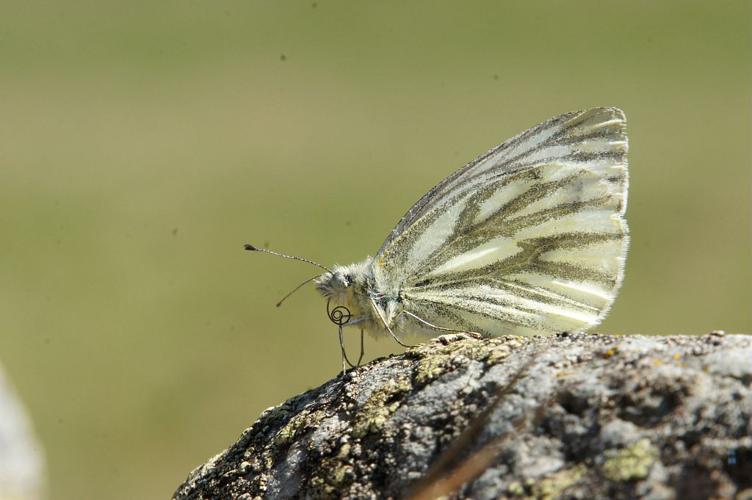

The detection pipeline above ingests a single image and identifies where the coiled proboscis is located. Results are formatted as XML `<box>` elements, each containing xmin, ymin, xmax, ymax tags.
<box><xmin>326</xmin><ymin>299</ymin><xmax>351</xmax><ymax>326</ymax></box>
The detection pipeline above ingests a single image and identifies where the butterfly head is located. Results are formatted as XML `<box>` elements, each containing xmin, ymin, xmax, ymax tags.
<box><xmin>314</xmin><ymin>266</ymin><xmax>357</xmax><ymax>300</ymax></box>
<box><xmin>314</xmin><ymin>260</ymin><xmax>374</xmax><ymax>326</ymax></box>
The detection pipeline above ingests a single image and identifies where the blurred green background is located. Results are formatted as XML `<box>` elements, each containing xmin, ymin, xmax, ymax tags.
<box><xmin>1</xmin><ymin>1</ymin><xmax>750</xmax><ymax>498</ymax></box>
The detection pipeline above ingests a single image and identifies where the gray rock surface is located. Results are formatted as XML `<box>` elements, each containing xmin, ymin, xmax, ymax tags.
<box><xmin>0</xmin><ymin>366</ymin><xmax>45</xmax><ymax>500</ymax></box>
<box><xmin>174</xmin><ymin>333</ymin><xmax>752</xmax><ymax>499</ymax></box>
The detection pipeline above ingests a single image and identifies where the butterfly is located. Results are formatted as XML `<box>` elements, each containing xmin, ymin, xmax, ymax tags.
<box><xmin>247</xmin><ymin>107</ymin><xmax>628</xmax><ymax>370</ymax></box>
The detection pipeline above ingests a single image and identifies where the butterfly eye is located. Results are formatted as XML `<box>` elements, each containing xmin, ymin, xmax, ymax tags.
<box><xmin>331</xmin><ymin>272</ymin><xmax>350</xmax><ymax>288</ymax></box>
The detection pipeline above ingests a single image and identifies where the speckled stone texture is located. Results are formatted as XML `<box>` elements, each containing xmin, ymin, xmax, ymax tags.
<box><xmin>174</xmin><ymin>333</ymin><xmax>752</xmax><ymax>500</ymax></box>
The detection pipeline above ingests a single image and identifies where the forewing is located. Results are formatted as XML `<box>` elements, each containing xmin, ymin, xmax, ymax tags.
<box><xmin>372</xmin><ymin>107</ymin><xmax>628</xmax><ymax>336</ymax></box>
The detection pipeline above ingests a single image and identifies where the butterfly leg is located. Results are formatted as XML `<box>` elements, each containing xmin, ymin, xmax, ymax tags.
<box><xmin>400</xmin><ymin>310</ymin><xmax>483</xmax><ymax>345</ymax></box>
<box><xmin>338</xmin><ymin>326</ymin><xmax>348</xmax><ymax>375</ymax></box>
<box><xmin>369</xmin><ymin>297</ymin><xmax>414</xmax><ymax>348</ymax></box>
<box><xmin>356</xmin><ymin>329</ymin><xmax>365</xmax><ymax>366</ymax></box>
<box><xmin>338</xmin><ymin>325</ymin><xmax>365</xmax><ymax>375</ymax></box>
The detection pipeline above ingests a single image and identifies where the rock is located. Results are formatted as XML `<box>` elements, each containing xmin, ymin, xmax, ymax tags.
<box><xmin>174</xmin><ymin>333</ymin><xmax>752</xmax><ymax>499</ymax></box>
<box><xmin>0</xmin><ymin>366</ymin><xmax>45</xmax><ymax>500</ymax></box>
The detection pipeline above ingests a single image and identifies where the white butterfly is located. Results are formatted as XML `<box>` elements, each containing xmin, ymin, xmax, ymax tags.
<box><xmin>247</xmin><ymin>107</ymin><xmax>628</xmax><ymax>368</ymax></box>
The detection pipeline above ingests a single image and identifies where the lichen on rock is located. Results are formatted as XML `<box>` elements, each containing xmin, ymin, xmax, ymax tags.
<box><xmin>352</xmin><ymin>375</ymin><xmax>412</xmax><ymax>438</ymax></box>
<box><xmin>601</xmin><ymin>438</ymin><xmax>659</xmax><ymax>481</ymax></box>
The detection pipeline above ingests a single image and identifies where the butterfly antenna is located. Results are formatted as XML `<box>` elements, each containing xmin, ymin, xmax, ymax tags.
<box><xmin>275</xmin><ymin>275</ymin><xmax>319</xmax><ymax>308</ymax></box>
<box><xmin>244</xmin><ymin>243</ymin><xmax>332</xmax><ymax>273</ymax></box>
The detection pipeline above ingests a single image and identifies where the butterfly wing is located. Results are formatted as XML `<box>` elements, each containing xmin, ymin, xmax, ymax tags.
<box><xmin>370</xmin><ymin>107</ymin><xmax>628</xmax><ymax>336</ymax></box>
